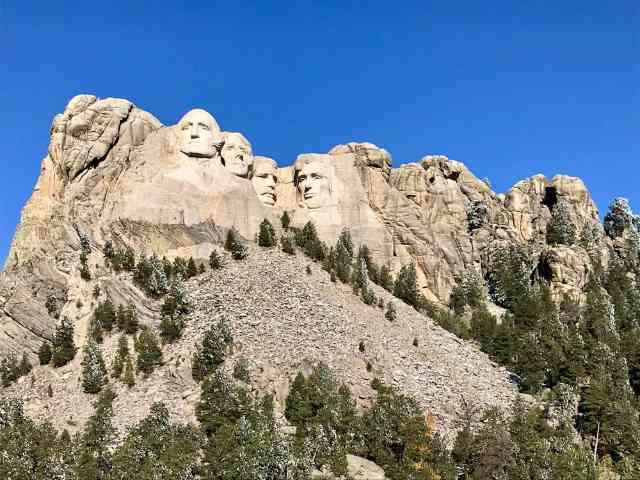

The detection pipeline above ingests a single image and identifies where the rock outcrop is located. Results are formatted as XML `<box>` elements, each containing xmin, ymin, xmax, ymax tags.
<box><xmin>0</xmin><ymin>94</ymin><xmax>612</xmax><ymax>436</ymax></box>
<box><xmin>1</xmin><ymin>248</ymin><xmax>519</xmax><ymax>436</ymax></box>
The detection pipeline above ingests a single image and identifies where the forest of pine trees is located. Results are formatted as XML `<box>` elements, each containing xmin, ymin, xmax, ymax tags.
<box><xmin>2</xmin><ymin>200</ymin><xmax>640</xmax><ymax>478</ymax></box>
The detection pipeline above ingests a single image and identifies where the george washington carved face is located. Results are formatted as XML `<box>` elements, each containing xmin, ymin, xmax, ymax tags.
<box><xmin>221</xmin><ymin>132</ymin><xmax>253</xmax><ymax>178</ymax></box>
<box><xmin>178</xmin><ymin>109</ymin><xmax>220</xmax><ymax>158</ymax></box>
<box><xmin>294</xmin><ymin>157</ymin><xmax>333</xmax><ymax>209</ymax></box>
<box><xmin>252</xmin><ymin>156</ymin><xmax>278</xmax><ymax>206</ymax></box>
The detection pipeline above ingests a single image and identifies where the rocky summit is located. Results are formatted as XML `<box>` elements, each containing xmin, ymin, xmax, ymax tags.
<box><xmin>0</xmin><ymin>94</ymin><xmax>613</xmax><ymax>434</ymax></box>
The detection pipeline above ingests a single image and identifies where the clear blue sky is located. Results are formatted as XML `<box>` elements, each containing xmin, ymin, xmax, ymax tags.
<box><xmin>1</xmin><ymin>1</ymin><xmax>638</xmax><ymax>264</ymax></box>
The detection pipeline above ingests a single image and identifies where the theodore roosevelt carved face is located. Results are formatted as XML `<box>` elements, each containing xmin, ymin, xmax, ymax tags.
<box><xmin>178</xmin><ymin>109</ymin><xmax>220</xmax><ymax>158</ymax></box>
<box><xmin>294</xmin><ymin>156</ymin><xmax>333</xmax><ymax>209</ymax></box>
<box><xmin>221</xmin><ymin>132</ymin><xmax>253</xmax><ymax>178</ymax></box>
<box><xmin>252</xmin><ymin>156</ymin><xmax>278</xmax><ymax>206</ymax></box>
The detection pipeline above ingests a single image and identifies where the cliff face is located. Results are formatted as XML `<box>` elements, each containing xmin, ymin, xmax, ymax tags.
<box><xmin>0</xmin><ymin>94</ymin><xmax>608</xmax><ymax>357</ymax></box>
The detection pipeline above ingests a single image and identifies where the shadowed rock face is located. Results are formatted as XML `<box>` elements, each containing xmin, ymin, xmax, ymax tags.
<box><xmin>0</xmin><ymin>95</ymin><xmax>609</xmax><ymax>357</ymax></box>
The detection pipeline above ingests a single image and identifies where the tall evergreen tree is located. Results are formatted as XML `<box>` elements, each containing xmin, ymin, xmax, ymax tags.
<box><xmin>135</xmin><ymin>328</ymin><xmax>163</xmax><ymax>375</ymax></box>
<box><xmin>209</xmin><ymin>249</ymin><xmax>222</xmax><ymax>269</ymax></box>
<box><xmin>546</xmin><ymin>200</ymin><xmax>577</xmax><ymax>245</ymax></box>
<box><xmin>74</xmin><ymin>387</ymin><xmax>116</xmax><ymax>479</ymax></box>
<box><xmin>258</xmin><ymin>218</ymin><xmax>277</xmax><ymax>247</ymax></box>
<box><xmin>192</xmin><ymin>318</ymin><xmax>233</xmax><ymax>382</ymax></box>
<box><xmin>280</xmin><ymin>210</ymin><xmax>291</xmax><ymax>230</ymax></box>
<box><xmin>393</xmin><ymin>263</ymin><xmax>420</xmax><ymax>308</ymax></box>
<box><xmin>38</xmin><ymin>341</ymin><xmax>52</xmax><ymax>365</ymax></box>
<box><xmin>81</xmin><ymin>339</ymin><xmax>108</xmax><ymax>394</ymax></box>
<box><xmin>112</xmin><ymin>334</ymin><xmax>130</xmax><ymax>380</ymax></box>
<box><xmin>334</xmin><ymin>229</ymin><xmax>354</xmax><ymax>283</ymax></box>
<box><xmin>51</xmin><ymin>317</ymin><xmax>76</xmax><ymax>367</ymax></box>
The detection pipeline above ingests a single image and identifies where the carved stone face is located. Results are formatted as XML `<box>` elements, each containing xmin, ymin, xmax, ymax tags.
<box><xmin>221</xmin><ymin>132</ymin><xmax>253</xmax><ymax>178</ymax></box>
<box><xmin>296</xmin><ymin>160</ymin><xmax>332</xmax><ymax>209</ymax></box>
<box><xmin>252</xmin><ymin>156</ymin><xmax>278</xmax><ymax>206</ymax></box>
<box><xmin>178</xmin><ymin>109</ymin><xmax>220</xmax><ymax>158</ymax></box>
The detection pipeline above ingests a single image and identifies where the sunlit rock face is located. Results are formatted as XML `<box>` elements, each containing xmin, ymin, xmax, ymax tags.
<box><xmin>252</xmin><ymin>156</ymin><xmax>278</xmax><ymax>206</ymax></box>
<box><xmin>293</xmin><ymin>154</ymin><xmax>335</xmax><ymax>209</ymax></box>
<box><xmin>221</xmin><ymin>132</ymin><xmax>253</xmax><ymax>178</ymax></box>
<box><xmin>0</xmin><ymin>93</ymin><xmax>612</xmax><ymax>357</ymax></box>
<box><xmin>178</xmin><ymin>109</ymin><xmax>221</xmax><ymax>159</ymax></box>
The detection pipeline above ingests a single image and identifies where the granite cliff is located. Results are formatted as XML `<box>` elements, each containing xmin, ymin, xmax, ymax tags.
<box><xmin>0</xmin><ymin>94</ymin><xmax>613</xmax><ymax>434</ymax></box>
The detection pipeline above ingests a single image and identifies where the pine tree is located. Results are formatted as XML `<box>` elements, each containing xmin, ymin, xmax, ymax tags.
<box><xmin>351</xmin><ymin>255</ymin><xmax>369</xmax><ymax>293</ymax></box>
<box><xmin>186</xmin><ymin>257</ymin><xmax>198</xmax><ymax>278</ymax></box>
<box><xmin>173</xmin><ymin>256</ymin><xmax>187</xmax><ymax>278</ymax></box>
<box><xmin>604</xmin><ymin>197</ymin><xmax>639</xmax><ymax>239</ymax></box>
<box><xmin>110</xmin><ymin>402</ymin><xmax>202</xmax><ymax>479</ymax></box>
<box><xmin>74</xmin><ymin>387</ymin><xmax>116</xmax><ymax>479</ymax></box>
<box><xmin>159</xmin><ymin>278</ymin><xmax>189</xmax><ymax>343</ymax></box>
<box><xmin>335</xmin><ymin>229</ymin><xmax>354</xmax><ymax>283</ymax></box>
<box><xmin>79</xmin><ymin>250</ymin><xmax>91</xmax><ymax>280</ymax></box>
<box><xmin>281</xmin><ymin>210</ymin><xmax>291</xmax><ymax>230</ymax></box>
<box><xmin>547</xmin><ymin>201</ymin><xmax>577</xmax><ymax>245</ymax></box>
<box><xmin>146</xmin><ymin>255</ymin><xmax>169</xmax><ymax>297</ymax></box>
<box><xmin>233</xmin><ymin>357</ymin><xmax>251</xmax><ymax>383</ymax></box>
<box><xmin>38</xmin><ymin>342</ymin><xmax>52</xmax><ymax>365</ymax></box>
<box><xmin>192</xmin><ymin>318</ymin><xmax>233</xmax><ymax>382</ymax></box>
<box><xmin>281</xmin><ymin>235</ymin><xmax>295</xmax><ymax>254</ymax></box>
<box><xmin>196</xmin><ymin>369</ymin><xmax>252</xmax><ymax>437</ymax></box>
<box><xmin>81</xmin><ymin>339</ymin><xmax>108</xmax><ymax>394</ymax></box>
<box><xmin>0</xmin><ymin>354</ymin><xmax>20</xmax><ymax>387</ymax></box>
<box><xmin>385</xmin><ymin>301</ymin><xmax>397</xmax><ymax>322</ymax></box>
<box><xmin>51</xmin><ymin>317</ymin><xmax>76</xmax><ymax>367</ymax></box>
<box><xmin>122</xmin><ymin>247</ymin><xmax>135</xmax><ymax>271</ymax></box>
<box><xmin>486</xmin><ymin>244</ymin><xmax>532</xmax><ymax>309</ymax></box>
<box><xmin>299</xmin><ymin>221</ymin><xmax>325</xmax><ymax>260</ymax></box>
<box><xmin>378</xmin><ymin>265</ymin><xmax>393</xmax><ymax>291</ymax></box>
<box><xmin>103</xmin><ymin>240</ymin><xmax>114</xmax><ymax>259</ymax></box>
<box><xmin>123</xmin><ymin>357</ymin><xmax>135</xmax><ymax>387</ymax></box>
<box><xmin>135</xmin><ymin>328</ymin><xmax>163</xmax><ymax>375</ymax></box>
<box><xmin>467</xmin><ymin>200</ymin><xmax>488</xmax><ymax>232</ymax></box>
<box><xmin>393</xmin><ymin>263</ymin><xmax>420</xmax><ymax>308</ymax></box>
<box><xmin>285</xmin><ymin>372</ymin><xmax>311</xmax><ymax>426</ymax></box>
<box><xmin>18</xmin><ymin>353</ymin><xmax>32</xmax><ymax>377</ymax></box>
<box><xmin>159</xmin><ymin>313</ymin><xmax>185</xmax><ymax>344</ymax></box>
<box><xmin>209</xmin><ymin>249</ymin><xmax>222</xmax><ymax>269</ymax></box>
<box><xmin>258</xmin><ymin>218</ymin><xmax>277</xmax><ymax>247</ymax></box>
<box><xmin>225</xmin><ymin>228</ymin><xmax>248</xmax><ymax>260</ymax></box>
<box><xmin>112</xmin><ymin>334</ymin><xmax>129</xmax><ymax>379</ymax></box>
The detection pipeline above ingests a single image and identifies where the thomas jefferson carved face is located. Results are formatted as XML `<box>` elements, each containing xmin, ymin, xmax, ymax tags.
<box><xmin>178</xmin><ymin>109</ymin><xmax>220</xmax><ymax>158</ymax></box>
<box><xmin>252</xmin><ymin>156</ymin><xmax>278</xmax><ymax>206</ymax></box>
<box><xmin>221</xmin><ymin>132</ymin><xmax>253</xmax><ymax>178</ymax></box>
<box><xmin>296</xmin><ymin>160</ymin><xmax>332</xmax><ymax>209</ymax></box>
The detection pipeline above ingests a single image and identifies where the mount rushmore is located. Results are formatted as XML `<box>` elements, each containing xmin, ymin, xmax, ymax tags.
<box><xmin>0</xmin><ymin>94</ymin><xmax>607</xmax><ymax>355</ymax></box>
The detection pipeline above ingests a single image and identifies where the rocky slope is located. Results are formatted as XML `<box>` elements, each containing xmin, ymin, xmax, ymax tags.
<box><xmin>0</xmin><ymin>93</ymin><xmax>617</xmax><ymax>443</ymax></box>
<box><xmin>1</xmin><ymin>247</ymin><xmax>518</xmax><ymax>436</ymax></box>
